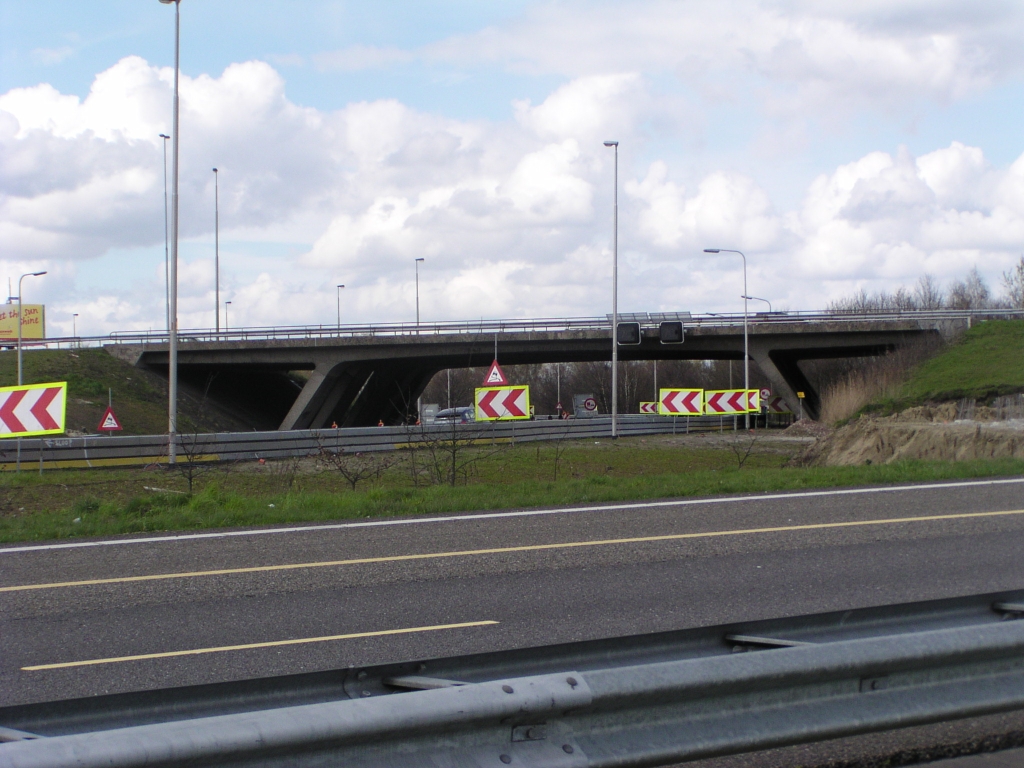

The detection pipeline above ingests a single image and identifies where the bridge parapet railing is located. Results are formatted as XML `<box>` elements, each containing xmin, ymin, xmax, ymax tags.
<box><xmin>11</xmin><ymin>308</ymin><xmax>1024</xmax><ymax>351</ymax></box>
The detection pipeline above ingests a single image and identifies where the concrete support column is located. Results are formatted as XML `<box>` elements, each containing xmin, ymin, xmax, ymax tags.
<box><xmin>279</xmin><ymin>360</ymin><xmax>345</xmax><ymax>430</ymax></box>
<box><xmin>747</xmin><ymin>341</ymin><xmax>820</xmax><ymax>420</ymax></box>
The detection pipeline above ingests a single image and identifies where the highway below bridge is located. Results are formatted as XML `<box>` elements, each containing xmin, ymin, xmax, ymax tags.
<box><xmin>94</xmin><ymin>309</ymin><xmax>993</xmax><ymax>430</ymax></box>
<box><xmin>4</xmin><ymin>477</ymin><xmax>1024</xmax><ymax>766</ymax></box>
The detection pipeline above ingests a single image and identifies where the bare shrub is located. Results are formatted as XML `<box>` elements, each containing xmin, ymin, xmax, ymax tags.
<box><xmin>263</xmin><ymin>456</ymin><xmax>303</xmax><ymax>492</ymax></box>
<box><xmin>412</xmin><ymin>420</ymin><xmax>509</xmax><ymax>487</ymax></box>
<box><xmin>315</xmin><ymin>436</ymin><xmax>398</xmax><ymax>491</ymax></box>
<box><xmin>728</xmin><ymin>435</ymin><xmax>758</xmax><ymax>469</ymax></box>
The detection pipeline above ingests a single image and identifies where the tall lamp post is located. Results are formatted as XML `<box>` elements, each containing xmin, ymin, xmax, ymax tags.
<box><xmin>704</xmin><ymin>248</ymin><xmax>750</xmax><ymax>429</ymax></box>
<box><xmin>224</xmin><ymin>301</ymin><xmax>231</xmax><ymax>331</ymax></box>
<box><xmin>336</xmin><ymin>284</ymin><xmax>345</xmax><ymax>328</ymax></box>
<box><xmin>72</xmin><ymin>313</ymin><xmax>78</xmax><ymax>340</ymax></box>
<box><xmin>414</xmin><ymin>258</ymin><xmax>425</xmax><ymax>420</ymax></box>
<box><xmin>17</xmin><ymin>271</ymin><xmax>46</xmax><ymax>385</ymax></box>
<box><xmin>603</xmin><ymin>140</ymin><xmax>619</xmax><ymax>439</ymax></box>
<box><xmin>15</xmin><ymin>270</ymin><xmax>44</xmax><ymax>473</ymax></box>
<box><xmin>742</xmin><ymin>294</ymin><xmax>771</xmax><ymax>313</ymax></box>
<box><xmin>160</xmin><ymin>134</ymin><xmax>170</xmax><ymax>332</ymax></box>
<box><xmin>159</xmin><ymin>0</ymin><xmax>181</xmax><ymax>463</ymax></box>
<box><xmin>414</xmin><ymin>258</ymin><xmax>424</xmax><ymax>327</ymax></box>
<box><xmin>213</xmin><ymin>167</ymin><xmax>220</xmax><ymax>333</ymax></box>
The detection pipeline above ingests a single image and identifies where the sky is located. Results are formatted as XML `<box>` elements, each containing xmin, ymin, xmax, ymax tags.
<box><xmin>2</xmin><ymin>1</ymin><xmax>1024</xmax><ymax>336</ymax></box>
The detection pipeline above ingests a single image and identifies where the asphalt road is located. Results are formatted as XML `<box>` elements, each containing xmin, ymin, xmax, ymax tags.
<box><xmin>4</xmin><ymin>477</ymin><xmax>1024</xmax><ymax>765</ymax></box>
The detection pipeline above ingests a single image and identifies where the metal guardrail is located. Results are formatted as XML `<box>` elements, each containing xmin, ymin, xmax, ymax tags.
<box><xmin>4</xmin><ymin>590</ymin><xmax>1024</xmax><ymax>767</ymax></box>
<box><xmin>16</xmin><ymin>307</ymin><xmax>1024</xmax><ymax>350</ymax></box>
<box><xmin>0</xmin><ymin>415</ymin><xmax>747</xmax><ymax>470</ymax></box>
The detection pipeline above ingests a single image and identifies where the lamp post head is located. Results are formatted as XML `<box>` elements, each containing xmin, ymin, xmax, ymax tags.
<box><xmin>159</xmin><ymin>133</ymin><xmax>169</xmax><ymax>139</ymax></box>
<box><xmin>212</xmin><ymin>167</ymin><xmax>217</xmax><ymax>173</ymax></box>
<box><xmin>603</xmin><ymin>141</ymin><xmax>618</xmax><ymax>147</ymax></box>
<box><xmin>703</xmin><ymin>249</ymin><xmax>720</xmax><ymax>253</ymax></box>
<box><xmin>415</xmin><ymin>258</ymin><xmax>424</xmax><ymax>263</ymax></box>
<box><xmin>29</xmin><ymin>271</ymin><xmax>46</xmax><ymax>277</ymax></box>
<box><xmin>159</xmin><ymin>0</ymin><xmax>178</xmax><ymax>4</ymax></box>
<box><xmin>337</xmin><ymin>284</ymin><xmax>344</xmax><ymax>289</ymax></box>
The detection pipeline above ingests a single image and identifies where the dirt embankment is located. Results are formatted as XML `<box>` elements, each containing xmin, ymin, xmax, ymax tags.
<box><xmin>796</xmin><ymin>404</ymin><xmax>1024</xmax><ymax>466</ymax></box>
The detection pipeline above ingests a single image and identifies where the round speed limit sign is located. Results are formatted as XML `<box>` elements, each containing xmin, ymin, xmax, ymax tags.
<box><xmin>583</xmin><ymin>397</ymin><xmax>597</xmax><ymax>411</ymax></box>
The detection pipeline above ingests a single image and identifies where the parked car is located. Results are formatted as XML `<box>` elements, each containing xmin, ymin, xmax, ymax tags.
<box><xmin>434</xmin><ymin>406</ymin><xmax>475</xmax><ymax>424</ymax></box>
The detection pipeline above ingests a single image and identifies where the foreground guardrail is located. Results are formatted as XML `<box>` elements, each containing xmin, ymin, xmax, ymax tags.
<box><xmin>0</xmin><ymin>415</ymin><xmax>755</xmax><ymax>470</ymax></box>
<box><xmin>3</xmin><ymin>590</ymin><xmax>1024</xmax><ymax>767</ymax></box>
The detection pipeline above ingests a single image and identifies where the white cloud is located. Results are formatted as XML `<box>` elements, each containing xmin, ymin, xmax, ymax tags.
<box><xmin>427</xmin><ymin>0</ymin><xmax>1024</xmax><ymax>117</ymax></box>
<box><xmin>31</xmin><ymin>46</ymin><xmax>75</xmax><ymax>66</ymax></box>
<box><xmin>313</xmin><ymin>45</ymin><xmax>414</xmax><ymax>72</ymax></box>
<box><xmin>4</xmin><ymin>28</ymin><xmax>1024</xmax><ymax>336</ymax></box>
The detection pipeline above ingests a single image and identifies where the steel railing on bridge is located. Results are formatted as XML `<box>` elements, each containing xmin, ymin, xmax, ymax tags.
<box><xmin>13</xmin><ymin>307</ymin><xmax>1024</xmax><ymax>351</ymax></box>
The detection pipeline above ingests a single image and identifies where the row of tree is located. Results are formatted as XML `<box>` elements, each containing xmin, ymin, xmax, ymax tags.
<box><xmin>830</xmin><ymin>258</ymin><xmax>1024</xmax><ymax>312</ymax></box>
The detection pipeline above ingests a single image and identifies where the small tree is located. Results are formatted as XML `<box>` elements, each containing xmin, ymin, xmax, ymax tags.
<box><xmin>729</xmin><ymin>435</ymin><xmax>758</xmax><ymax>470</ymax></box>
<box><xmin>172</xmin><ymin>429</ymin><xmax>217</xmax><ymax>495</ymax></box>
<box><xmin>549</xmin><ymin>419</ymin><xmax>575</xmax><ymax>481</ymax></box>
<box><xmin>914</xmin><ymin>275</ymin><xmax>945</xmax><ymax>310</ymax></box>
<box><xmin>1002</xmin><ymin>256</ymin><xmax>1024</xmax><ymax>309</ymax></box>
<box><xmin>948</xmin><ymin>267</ymin><xmax>990</xmax><ymax>309</ymax></box>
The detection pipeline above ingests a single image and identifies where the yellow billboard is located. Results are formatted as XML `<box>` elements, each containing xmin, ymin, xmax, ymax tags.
<box><xmin>0</xmin><ymin>305</ymin><xmax>45</xmax><ymax>340</ymax></box>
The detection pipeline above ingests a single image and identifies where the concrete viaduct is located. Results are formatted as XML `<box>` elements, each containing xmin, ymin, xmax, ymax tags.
<box><xmin>105</xmin><ymin>312</ymin><xmax>971</xmax><ymax>429</ymax></box>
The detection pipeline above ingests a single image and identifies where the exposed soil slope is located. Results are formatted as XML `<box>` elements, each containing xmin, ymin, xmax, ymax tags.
<box><xmin>801</xmin><ymin>409</ymin><xmax>1024</xmax><ymax>466</ymax></box>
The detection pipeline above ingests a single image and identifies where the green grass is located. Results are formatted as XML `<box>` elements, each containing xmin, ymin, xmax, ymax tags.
<box><xmin>901</xmin><ymin>320</ymin><xmax>1024</xmax><ymax>404</ymax></box>
<box><xmin>1</xmin><ymin>436</ymin><xmax>1022</xmax><ymax>543</ymax></box>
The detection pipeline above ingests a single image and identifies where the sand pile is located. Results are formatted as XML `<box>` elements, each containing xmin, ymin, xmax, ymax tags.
<box><xmin>799</xmin><ymin>414</ymin><xmax>1024</xmax><ymax>466</ymax></box>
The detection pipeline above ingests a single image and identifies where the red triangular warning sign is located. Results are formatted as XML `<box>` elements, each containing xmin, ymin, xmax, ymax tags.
<box><xmin>97</xmin><ymin>407</ymin><xmax>122</xmax><ymax>432</ymax></box>
<box><xmin>482</xmin><ymin>359</ymin><xmax>508</xmax><ymax>386</ymax></box>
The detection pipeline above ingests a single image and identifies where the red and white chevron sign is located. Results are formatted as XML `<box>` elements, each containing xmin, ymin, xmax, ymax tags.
<box><xmin>475</xmin><ymin>385</ymin><xmax>531</xmax><ymax>421</ymax></box>
<box><xmin>767</xmin><ymin>396</ymin><xmax>791</xmax><ymax>414</ymax></box>
<box><xmin>658</xmin><ymin>388</ymin><xmax>703</xmax><ymax>416</ymax></box>
<box><xmin>705</xmin><ymin>390</ymin><xmax>759</xmax><ymax>414</ymax></box>
<box><xmin>639</xmin><ymin>402</ymin><xmax>658</xmax><ymax>414</ymax></box>
<box><xmin>0</xmin><ymin>381</ymin><xmax>67</xmax><ymax>437</ymax></box>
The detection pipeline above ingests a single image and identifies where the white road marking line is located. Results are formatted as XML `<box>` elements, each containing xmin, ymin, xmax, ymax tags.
<box><xmin>22</xmin><ymin>620</ymin><xmax>499</xmax><ymax>671</ymax></box>
<box><xmin>2</xmin><ymin>477</ymin><xmax>1022</xmax><ymax>555</ymax></box>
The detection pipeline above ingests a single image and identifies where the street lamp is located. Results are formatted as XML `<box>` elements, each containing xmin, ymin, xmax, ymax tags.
<box><xmin>336</xmin><ymin>284</ymin><xmax>345</xmax><ymax>328</ymax></box>
<box><xmin>224</xmin><ymin>300</ymin><xmax>231</xmax><ymax>331</ymax></box>
<box><xmin>415</xmin><ymin>258</ymin><xmax>424</xmax><ymax>327</ymax></box>
<box><xmin>17</xmin><ymin>271</ymin><xmax>46</xmax><ymax>386</ymax></box>
<box><xmin>213</xmin><ymin>167</ymin><xmax>220</xmax><ymax>333</ymax></box>
<box><xmin>72</xmin><ymin>313</ymin><xmax>78</xmax><ymax>339</ymax></box>
<box><xmin>604</xmin><ymin>140</ymin><xmax>619</xmax><ymax>439</ymax></box>
<box><xmin>159</xmin><ymin>134</ymin><xmax>170</xmax><ymax>333</ymax></box>
<box><xmin>742</xmin><ymin>295</ymin><xmax>771</xmax><ymax>313</ymax></box>
<box><xmin>159</xmin><ymin>0</ymin><xmax>181</xmax><ymax>463</ymax></box>
<box><xmin>705</xmin><ymin>248</ymin><xmax>750</xmax><ymax>429</ymax></box>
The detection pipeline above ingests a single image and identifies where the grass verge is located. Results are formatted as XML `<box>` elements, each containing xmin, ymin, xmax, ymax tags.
<box><xmin>866</xmin><ymin>320</ymin><xmax>1024</xmax><ymax>414</ymax></box>
<box><xmin>2</xmin><ymin>456</ymin><xmax>1022</xmax><ymax>544</ymax></box>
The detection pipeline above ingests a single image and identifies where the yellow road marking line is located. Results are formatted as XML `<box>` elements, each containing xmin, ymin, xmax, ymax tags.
<box><xmin>5</xmin><ymin>508</ymin><xmax>1024</xmax><ymax>594</ymax></box>
<box><xmin>22</xmin><ymin>620</ymin><xmax>499</xmax><ymax>671</ymax></box>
